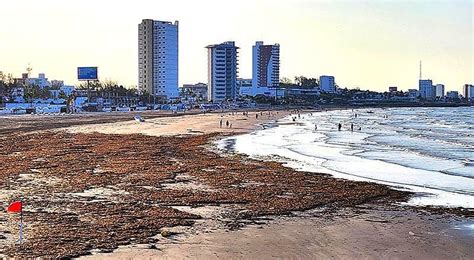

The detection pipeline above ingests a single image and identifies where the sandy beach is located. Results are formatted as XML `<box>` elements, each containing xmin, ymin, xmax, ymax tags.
<box><xmin>0</xmin><ymin>110</ymin><xmax>472</xmax><ymax>259</ymax></box>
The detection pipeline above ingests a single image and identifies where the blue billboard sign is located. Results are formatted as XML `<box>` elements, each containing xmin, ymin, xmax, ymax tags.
<box><xmin>77</xmin><ymin>67</ymin><xmax>98</xmax><ymax>81</ymax></box>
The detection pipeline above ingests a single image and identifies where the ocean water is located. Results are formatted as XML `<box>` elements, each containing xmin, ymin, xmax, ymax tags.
<box><xmin>218</xmin><ymin>107</ymin><xmax>474</xmax><ymax>209</ymax></box>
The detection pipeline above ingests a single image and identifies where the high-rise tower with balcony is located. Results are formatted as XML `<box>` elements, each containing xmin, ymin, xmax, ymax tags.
<box><xmin>138</xmin><ymin>19</ymin><xmax>179</xmax><ymax>100</ymax></box>
<box><xmin>206</xmin><ymin>41</ymin><xmax>239</xmax><ymax>102</ymax></box>
<box><xmin>251</xmin><ymin>41</ymin><xmax>280</xmax><ymax>96</ymax></box>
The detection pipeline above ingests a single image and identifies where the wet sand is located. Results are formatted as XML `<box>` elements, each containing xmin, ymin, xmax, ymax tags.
<box><xmin>0</xmin><ymin>110</ymin><xmax>473</xmax><ymax>259</ymax></box>
<box><xmin>83</xmin><ymin>207</ymin><xmax>474</xmax><ymax>260</ymax></box>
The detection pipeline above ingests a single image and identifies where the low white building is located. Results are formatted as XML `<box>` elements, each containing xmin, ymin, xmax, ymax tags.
<box><xmin>26</xmin><ymin>73</ymin><xmax>51</xmax><ymax>89</ymax></box>
<box><xmin>238</xmin><ymin>78</ymin><xmax>252</xmax><ymax>97</ymax></box>
<box><xmin>181</xmin><ymin>83</ymin><xmax>208</xmax><ymax>101</ymax></box>
<box><xmin>408</xmin><ymin>89</ymin><xmax>420</xmax><ymax>98</ymax></box>
<box><xmin>446</xmin><ymin>91</ymin><xmax>459</xmax><ymax>99</ymax></box>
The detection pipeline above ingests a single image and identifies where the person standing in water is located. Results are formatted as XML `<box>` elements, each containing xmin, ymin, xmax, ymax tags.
<box><xmin>338</xmin><ymin>123</ymin><xmax>342</xmax><ymax>131</ymax></box>
<box><xmin>314</xmin><ymin>123</ymin><xmax>318</xmax><ymax>131</ymax></box>
<box><xmin>351</xmin><ymin>123</ymin><xmax>354</xmax><ymax>132</ymax></box>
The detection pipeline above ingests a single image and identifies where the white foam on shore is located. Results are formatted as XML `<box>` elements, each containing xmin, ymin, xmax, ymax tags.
<box><xmin>218</xmin><ymin>107</ymin><xmax>474</xmax><ymax>209</ymax></box>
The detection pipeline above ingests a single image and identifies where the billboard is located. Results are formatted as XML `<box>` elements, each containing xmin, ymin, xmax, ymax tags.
<box><xmin>77</xmin><ymin>67</ymin><xmax>98</xmax><ymax>81</ymax></box>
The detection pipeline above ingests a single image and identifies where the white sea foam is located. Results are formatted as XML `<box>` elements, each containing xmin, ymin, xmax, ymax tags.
<box><xmin>218</xmin><ymin>107</ymin><xmax>474</xmax><ymax>208</ymax></box>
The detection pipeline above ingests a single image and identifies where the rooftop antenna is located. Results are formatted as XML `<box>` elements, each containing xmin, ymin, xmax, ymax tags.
<box><xmin>26</xmin><ymin>63</ymin><xmax>33</xmax><ymax>78</ymax></box>
<box><xmin>419</xmin><ymin>60</ymin><xmax>422</xmax><ymax>80</ymax></box>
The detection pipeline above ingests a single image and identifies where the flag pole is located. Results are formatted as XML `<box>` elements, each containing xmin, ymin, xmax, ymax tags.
<box><xmin>19</xmin><ymin>209</ymin><xmax>23</xmax><ymax>244</ymax></box>
<box><xmin>16</xmin><ymin>200</ymin><xmax>24</xmax><ymax>244</ymax></box>
<box><xmin>6</xmin><ymin>200</ymin><xmax>24</xmax><ymax>244</ymax></box>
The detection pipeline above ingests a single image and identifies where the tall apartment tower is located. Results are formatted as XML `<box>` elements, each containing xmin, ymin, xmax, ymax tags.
<box><xmin>419</xmin><ymin>79</ymin><xmax>435</xmax><ymax>100</ymax></box>
<box><xmin>464</xmin><ymin>84</ymin><xmax>474</xmax><ymax>99</ymax></box>
<box><xmin>252</xmin><ymin>41</ymin><xmax>280</xmax><ymax>96</ymax></box>
<box><xmin>138</xmin><ymin>19</ymin><xmax>179</xmax><ymax>100</ymax></box>
<box><xmin>206</xmin><ymin>41</ymin><xmax>239</xmax><ymax>102</ymax></box>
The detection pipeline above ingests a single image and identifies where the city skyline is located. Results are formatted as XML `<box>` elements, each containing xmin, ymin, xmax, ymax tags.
<box><xmin>0</xmin><ymin>0</ymin><xmax>472</xmax><ymax>92</ymax></box>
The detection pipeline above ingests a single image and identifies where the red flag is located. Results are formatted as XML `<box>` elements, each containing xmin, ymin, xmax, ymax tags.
<box><xmin>7</xmin><ymin>201</ymin><xmax>22</xmax><ymax>213</ymax></box>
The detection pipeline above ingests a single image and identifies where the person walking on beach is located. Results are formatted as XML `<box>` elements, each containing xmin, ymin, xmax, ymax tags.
<box><xmin>226</xmin><ymin>120</ymin><xmax>229</xmax><ymax>128</ymax></box>
<box><xmin>256</xmin><ymin>114</ymin><xmax>259</xmax><ymax>119</ymax></box>
<box><xmin>220</xmin><ymin>119</ymin><xmax>223</xmax><ymax>128</ymax></box>
<box><xmin>338</xmin><ymin>123</ymin><xmax>342</xmax><ymax>131</ymax></box>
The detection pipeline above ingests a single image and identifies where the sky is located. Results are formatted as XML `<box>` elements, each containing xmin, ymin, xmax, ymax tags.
<box><xmin>0</xmin><ymin>0</ymin><xmax>472</xmax><ymax>92</ymax></box>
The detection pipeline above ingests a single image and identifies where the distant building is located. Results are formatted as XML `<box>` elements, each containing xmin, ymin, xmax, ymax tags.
<box><xmin>435</xmin><ymin>84</ymin><xmax>445</xmax><ymax>98</ymax></box>
<box><xmin>284</xmin><ymin>88</ymin><xmax>320</xmax><ymax>97</ymax></box>
<box><xmin>251</xmin><ymin>41</ymin><xmax>280</xmax><ymax>96</ymax></box>
<box><xmin>50</xmin><ymin>85</ymin><xmax>75</xmax><ymax>98</ymax></box>
<box><xmin>408</xmin><ymin>89</ymin><xmax>420</xmax><ymax>99</ymax></box>
<box><xmin>206</xmin><ymin>41</ymin><xmax>239</xmax><ymax>102</ymax></box>
<box><xmin>51</xmin><ymin>80</ymin><xmax>65</xmax><ymax>88</ymax></box>
<box><xmin>419</xmin><ymin>79</ymin><xmax>435</xmax><ymax>100</ymax></box>
<box><xmin>463</xmin><ymin>84</ymin><xmax>474</xmax><ymax>99</ymax></box>
<box><xmin>28</xmin><ymin>73</ymin><xmax>50</xmax><ymax>89</ymax></box>
<box><xmin>11</xmin><ymin>87</ymin><xmax>24</xmax><ymax>100</ymax></box>
<box><xmin>75</xmin><ymin>89</ymin><xmax>98</xmax><ymax>98</ymax></box>
<box><xmin>49</xmin><ymin>89</ymin><xmax>61</xmax><ymax>99</ymax></box>
<box><xmin>60</xmin><ymin>85</ymin><xmax>75</xmax><ymax>97</ymax></box>
<box><xmin>446</xmin><ymin>91</ymin><xmax>459</xmax><ymax>99</ymax></box>
<box><xmin>388</xmin><ymin>86</ymin><xmax>398</xmax><ymax>92</ymax></box>
<box><xmin>138</xmin><ymin>19</ymin><xmax>179</xmax><ymax>100</ymax></box>
<box><xmin>238</xmin><ymin>78</ymin><xmax>252</xmax><ymax>97</ymax></box>
<box><xmin>14</xmin><ymin>73</ymin><xmax>51</xmax><ymax>89</ymax></box>
<box><xmin>181</xmin><ymin>83</ymin><xmax>208</xmax><ymax>101</ymax></box>
<box><xmin>319</xmin><ymin>76</ymin><xmax>335</xmax><ymax>93</ymax></box>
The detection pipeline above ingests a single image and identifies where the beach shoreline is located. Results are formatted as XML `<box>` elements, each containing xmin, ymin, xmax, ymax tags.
<box><xmin>0</xmin><ymin>109</ymin><xmax>472</xmax><ymax>258</ymax></box>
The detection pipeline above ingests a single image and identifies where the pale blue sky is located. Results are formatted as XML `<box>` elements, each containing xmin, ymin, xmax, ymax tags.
<box><xmin>0</xmin><ymin>0</ymin><xmax>472</xmax><ymax>92</ymax></box>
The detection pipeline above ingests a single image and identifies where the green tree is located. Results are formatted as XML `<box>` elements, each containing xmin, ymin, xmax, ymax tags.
<box><xmin>58</xmin><ymin>90</ymin><xmax>68</xmax><ymax>100</ymax></box>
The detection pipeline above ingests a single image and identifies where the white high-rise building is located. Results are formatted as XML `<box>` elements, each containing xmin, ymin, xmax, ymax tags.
<box><xmin>206</xmin><ymin>41</ymin><xmax>239</xmax><ymax>102</ymax></box>
<box><xmin>435</xmin><ymin>84</ymin><xmax>445</xmax><ymax>98</ymax></box>
<box><xmin>319</xmin><ymin>75</ymin><xmax>335</xmax><ymax>93</ymax></box>
<box><xmin>138</xmin><ymin>19</ymin><xmax>179</xmax><ymax>100</ymax></box>
<box><xmin>251</xmin><ymin>41</ymin><xmax>280</xmax><ymax>96</ymax></box>
<box><xmin>419</xmin><ymin>79</ymin><xmax>435</xmax><ymax>100</ymax></box>
<box><xmin>463</xmin><ymin>84</ymin><xmax>474</xmax><ymax>99</ymax></box>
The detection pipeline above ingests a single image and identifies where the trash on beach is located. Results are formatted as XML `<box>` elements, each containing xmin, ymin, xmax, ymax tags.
<box><xmin>161</xmin><ymin>230</ymin><xmax>172</xmax><ymax>237</ymax></box>
<box><xmin>187</xmin><ymin>128</ymin><xmax>204</xmax><ymax>134</ymax></box>
<box><xmin>134</xmin><ymin>115</ymin><xmax>145</xmax><ymax>123</ymax></box>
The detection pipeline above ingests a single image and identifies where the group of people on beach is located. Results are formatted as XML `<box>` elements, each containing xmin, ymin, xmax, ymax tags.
<box><xmin>219</xmin><ymin>119</ymin><xmax>232</xmax><ymax>129</ymax></box>
<box><xmin>332</xmin><ymin>122</ymin><xmax>361</xmax><ymax>132</ymax></box>
<box><xmin>217</xmin><ymin>110</ymin><xmax>282</xmax><ymax>130</ymax></box>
